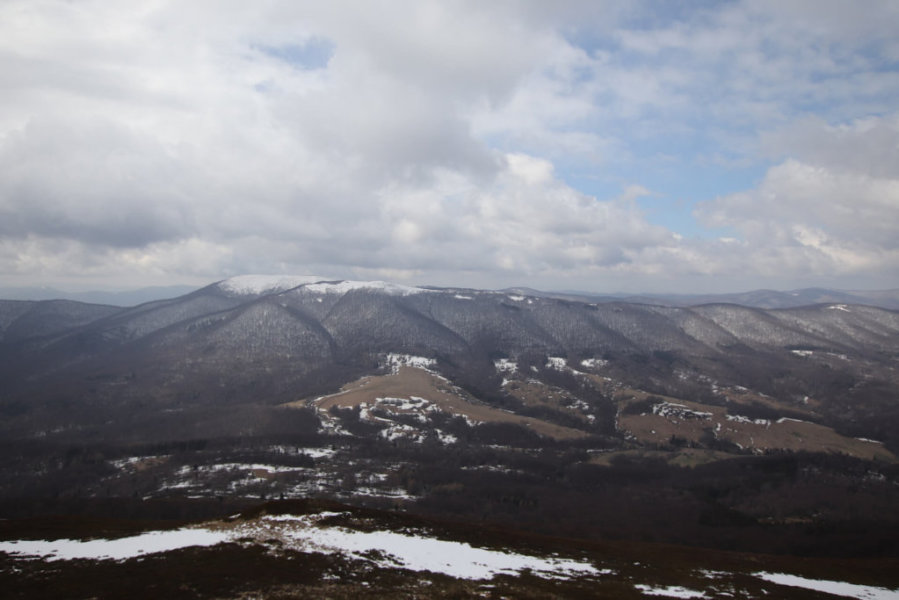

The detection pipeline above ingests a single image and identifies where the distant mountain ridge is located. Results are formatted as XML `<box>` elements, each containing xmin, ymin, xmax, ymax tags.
<box><xmin>2</xmin><ymin>277</ymin><xmax>898</xmax><ymax>309</ymax></box>
<box><xmin>0</xmin><ymin>284</ymin><xmax>201</xmax><ymax>306</ymax></box>
<box><xmin>3</xmin><ymin>275</ymin><xmax>898</xmax><ymax>364</ymax></box>
<box><xmin>527</xmin><ymin>287</ymin><xmax>899</xmax><ymax>310</ymax></box>
<box><xmin>1</xmin><ymin>274</ymin><xmax>898</xmax><ymax>455</ymax></box>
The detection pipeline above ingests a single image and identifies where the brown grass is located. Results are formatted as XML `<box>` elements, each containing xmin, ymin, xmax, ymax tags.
<box><xmin>503</xmin><ymin>379</ymin><xmax>594</xmax><ymax>425</ymax></box>
<box><xmin>618</xmin><ymin>398</ymin><xmax>895</xmax><ymax>462</ymax></box>
<box><xmin>722</xmin><ymin>386</ymin><xmax>820</xmax><ymax>416</ymax></box>
<box><xmin>285</xmin><ymin>367</ymin><xmax>590</xmax><ymax>440</ymax></box>
<box><xmin>575</xmin><ymin>372</ymin><xmax>895</xmax><ymax>461</ymax></box>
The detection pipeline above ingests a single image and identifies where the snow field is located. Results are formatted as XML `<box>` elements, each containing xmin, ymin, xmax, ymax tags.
<box><xmin>753</xmin><ymin>572</ymin><xmax>899</xmax><ymax>600</ymax></box>
<box><xmin>634</xmin><ymin>584</ymin><xmax>708</xmax><ymax>598</ymax></box>
<box><xmin>0</xmin><ymin>512</ymin><xmax>603</xmax><ymax>582</ymax></box>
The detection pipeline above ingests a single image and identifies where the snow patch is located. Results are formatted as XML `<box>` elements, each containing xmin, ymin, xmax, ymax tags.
<box><xmin>318</xmin><ymin>416</ymin><xmax>354</xmax><ymax>437</ymax></box>
<box><xmin>0</xmin><ymin>528</ymin><xmax>229</xmax><ymax>562</ymax></box>
<box><xmin>856</xmin><ymin>437</ymin><xmax>884</xmax><ymax>445</ymax></box>
<box><xmin>546</xmin><ymin>357</ymin><xmax>567</xmax><ymax>371</ymax></box>
<box><xmin>652</xmin><ymin>403</ymin><xmax>712</xmax><ymax>420</ymax></box>
<box><xmin>245</xmin><ymin>514</ymin><xmax>602</xmax><ymax>581</ymax></box>
<box><xmin>725</xmin><ymin>414</ymin><xmax>770</xmax><ymax>426</ymax></box>
<box><xmin>169</xmin><ymin>463</ymin><xmax>306</xmax><ymax>477</ymax></box>
<box><xmin>827</xmin><ymin>304</ymin><xmax>851</xmax><ymax>312</ymax></box>
<box><xmin>298</xmin><ymin>447</ymin><xmax>337</xmax><ymax>459</ymax></box>
<box><xmin>580</xmin><ymin>358</ymin><xmax>608</xmax><ymax>369</ymax></box>
<box><xmin>376</xmin><ymin>396</ymin><xmax>434</xmax><ymax>414</ymax></box>
<box><xmin>1</xmin><ymin>511</ymin><xmax>602</xmax><ymax>581</ymax></box>
<box><xmin>634</xmin><ymin>584</ymin><xmax>708</xmax><ymax>598</ymax></box>
<box><xmin>754</xmin><ymin>572</ymin><xmax>899</xmax><ymax>599</ymax></box>
<box><xmin>380</xmin><ymin>423</ymin><xmax>425</xmax><ymax>442</ymax></box>
<box><xmin>494</xmin><ymin>359</ymin><xmax>518</xmax><ymax>373</ymax></box>
<box><xmin>454</xmin><ymin>294</ymin><xmax>473</xmax><ymax>300</ymax></box>
<box><xmin>349</xmin><ymin>487</ymin><xmax>416</xmax><ymax>500</ymax></box>
<box><xmin>791</xmin><ymin>350</ymin><xmax>813</xmax><ymax>357</ymax></box>
<box><xmin>436</xmin><ymin>430</ymin><xmax>458</xmax><ymax>444</ymax></box>
<box><xmin>110</xmin><ymin>455</ymin><xmax>167</xmax><ymax>470</ymax></box>
<box><xmin>545</xmin><ymin>357</ymin><xmax>590</xmax><ymax>377</ymax></box>
<box><xmin>386</xmin><ymin>353</ymin><xmax>437</xmax><ymax>373</ymax></box>
<box><xmin>355</xmin><ymin>394</ymin><xmax>458</xmax><ymax>445</ymax></box>
<box><xmin>265</xmin><ymin>445</ymin><xmax>337</xmax><ymax>459</ymax></box>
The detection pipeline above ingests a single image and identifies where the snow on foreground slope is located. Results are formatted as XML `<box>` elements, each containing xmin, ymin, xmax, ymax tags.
<box><xmin>752</xmin><ymin>573</ymin><xmax>899</xmax><ymax>600</ymax></box>
<box><xmin>0</xmin><ymin>512</ymin><xmax>600</xmax><ymax>581</ymax></box>
<box><xmin>4</xmin><ymin>510</ymin><xmax>899</xmax><ymax>597</ymax></box>
<box><xmin>0</xmin><ymin>528</ymin><xmax>228</xmax><ymax>561</ymax></box>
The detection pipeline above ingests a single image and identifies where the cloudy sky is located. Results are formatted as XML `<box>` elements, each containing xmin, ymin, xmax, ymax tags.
<box><xmin>1</xmin><ymin>0</ymin><xmax>898</xmax><ymax>294</ymax></box>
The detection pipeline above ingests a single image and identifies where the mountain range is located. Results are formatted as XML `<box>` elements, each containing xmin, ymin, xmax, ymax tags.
<box><xmin>2</xmin><ymin>275</ymin><xmax>899</xmax><ymax>597</ymax></box>
<box><xmin>2</xmin><ymin>274</ymin><xmax>897</xmax><ymax>452</ymax></box>
<box><xmin>3</xmin><ymin>279</ymin><xmax>899</xmax><ymax>310</ymax></box>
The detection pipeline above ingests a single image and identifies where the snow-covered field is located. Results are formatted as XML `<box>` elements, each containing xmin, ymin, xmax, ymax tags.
<box><xmin>754</xmin><ymin>572</ymin><xmax>899</xmax><ymax>600</ymax></box>
<box><xmin>4</xmin><ymin>516</ymin><xmax>898</xmax><ymax>595</ymax></box>
<box><xmin>236</xmin><ymin>514</ymin><xmax>603</xmax><ymax>580</ymax></box>
<box><xmin>0</xmin><ymin>528</ymin><xmax>229</xmax><ymax>562</ymax></box>
<box><xmin>634</xmin><ymin>584</ymin><xmax>707</xmax><ymax>598</ymax></box>
<box><xmin>0</xmin><ymin>512</ymin><xmax>602</xmax><ymax>582</ymax></box>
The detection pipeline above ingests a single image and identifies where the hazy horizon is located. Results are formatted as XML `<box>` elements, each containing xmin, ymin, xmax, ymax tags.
<box><xmin>2</xmin><ymin>274</ymin><xmax>898</xmax><ymax>308</ymax></box>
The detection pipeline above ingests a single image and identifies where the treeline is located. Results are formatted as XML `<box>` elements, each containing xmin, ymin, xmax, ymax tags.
<box><xmin>388</xmin><ymin>446</ymin><xmax>899</xmax><ymax>557</ymax></box>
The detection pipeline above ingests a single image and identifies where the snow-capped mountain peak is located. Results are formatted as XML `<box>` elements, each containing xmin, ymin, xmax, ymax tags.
<box><xmin>217</xmin><ymin>275</ymin><xmax>327</xmax><ymax>296</ymax></box>
<box><xmin>303</xmin><ymin>280</ymin><xmax>430</xmax><ymax>296</ymax></box>
<box><xmin>216</xmin><ymin>275</ymin><xmax>432</xmax><ymax>298</ymax></box>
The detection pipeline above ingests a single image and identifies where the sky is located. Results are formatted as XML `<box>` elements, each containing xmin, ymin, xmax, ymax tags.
<box><xmin>1</xmin><ymin>0</ymin><xmax>898</xmax><ymax>295</ymax></box>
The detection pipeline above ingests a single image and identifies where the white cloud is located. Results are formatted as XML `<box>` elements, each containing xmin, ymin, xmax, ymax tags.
<box><xmin>0</xmin><ymin>1</ymin><xmax>897</xmax><ymax>293</ymax></box>
<box><xmin>696</xmin><ymin>114</ymin><xmax>899</xmax><ymax>280</ymax></box>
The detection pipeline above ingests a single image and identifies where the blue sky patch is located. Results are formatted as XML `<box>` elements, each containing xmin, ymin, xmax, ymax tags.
<box><xmin>255</xmin><ymin>37</ymin><xmax>334</xmax><ymax>70</ymax></box>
